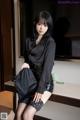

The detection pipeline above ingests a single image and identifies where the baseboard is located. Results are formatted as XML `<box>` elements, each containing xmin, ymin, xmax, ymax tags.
<box><xmin>50</xmin><ymin>94</ymin><xmax>80</xmax><ymax>107</ymax></box>
<box><xmin>34</xmin><ymin>115</ymin><xmax>51</xmax><ymax>120</ymax></box>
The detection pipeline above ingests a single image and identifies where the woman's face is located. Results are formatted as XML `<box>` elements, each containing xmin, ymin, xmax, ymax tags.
<box><xmin>36</xmin><ymin>21</ymin><xmax>48</xmax><ymax>36</ymax></box>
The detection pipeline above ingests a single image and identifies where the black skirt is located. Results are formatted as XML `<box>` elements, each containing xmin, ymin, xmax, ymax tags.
<box><xmin>18</xmin><ymin>81</ymin><xmax>53</xmax><ymax>111</ymax></box>
<box><xmin>18</xmin><ymin>68</ymin><xmax>54</xmax><ymax>105</ymax></box>
<box><xmin>18</xmin><ymin>79</ymin><xmax>54</xmax><ymax>103</ymax></box>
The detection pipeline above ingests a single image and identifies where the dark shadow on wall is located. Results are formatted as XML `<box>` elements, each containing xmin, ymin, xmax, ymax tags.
<box><xmin>53</xmin><ymin>16</ymin><xmax>72</xmax><ymax>59</ymax></box>
<box><xmin>20</xmin><ymin>0</ymin><xmax>33</xmax><ymax>56</ymax></box>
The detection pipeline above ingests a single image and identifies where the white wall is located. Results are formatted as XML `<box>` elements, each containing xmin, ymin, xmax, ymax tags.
<box><xmin>14</xmin><ymin>0</ymin><xmax>80</xmax><ymax>120</ymax></box>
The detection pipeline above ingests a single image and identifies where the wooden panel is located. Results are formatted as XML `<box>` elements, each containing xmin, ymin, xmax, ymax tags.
<box><xmin>0</xmin><ymin>0</ymin><xmax>13</xmax><ymax>84</ymax></box>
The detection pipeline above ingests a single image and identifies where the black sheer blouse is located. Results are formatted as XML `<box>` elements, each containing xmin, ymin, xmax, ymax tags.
<box><xmin>24</xmin><ymin>35</ymin><xmax>56</xmax><ymax>93</ymax></box>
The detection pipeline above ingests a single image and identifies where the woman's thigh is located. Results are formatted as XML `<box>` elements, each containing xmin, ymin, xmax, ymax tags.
<box><xmin>41</xmin><ymin>91</ymin><xmax>52</xmax><ymax>104</ymax></box>
<box><xmin>16</xmin><ymin>103</ymin><xmax>27</xmax><ymax>115</ymax></box>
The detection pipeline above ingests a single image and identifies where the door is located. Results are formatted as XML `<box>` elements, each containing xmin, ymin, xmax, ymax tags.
<box><xmin>0</xmin><ymin>0</ymin><xmax>14</xmax><ymax>90</ymax></box>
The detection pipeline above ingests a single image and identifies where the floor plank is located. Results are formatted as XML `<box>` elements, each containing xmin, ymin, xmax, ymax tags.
<box><xmin>0</xmin><ymin>91</ymin><xmax>13</xmax><ymax>108</ymax></box>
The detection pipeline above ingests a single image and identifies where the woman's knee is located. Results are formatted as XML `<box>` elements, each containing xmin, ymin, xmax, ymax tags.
<box><xmin>23</xmin><ymin>112</ymin><xmax>33</xmax><ymax>120</ymax></box>
<box><xmin>23</xmin><ymin>112</ymin><xmax>28</xmax><ymax>120</ymax></box>
<box><xmin>23</xmin><ymin>109</ymin><xmax>34</xmax><ymax>120</ymax></box>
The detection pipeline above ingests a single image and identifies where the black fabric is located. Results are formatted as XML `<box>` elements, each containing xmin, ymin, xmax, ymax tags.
<box><xmin>30</xmin><ymin>100</ymin><xmax>44</xmax><ymax>111</ymax></box>
<box><xmin>24</xmin><ymin>35</ymin><xmax>56</xmax><ymax>93</ymax></box>
<box><xmin>15</xmin><ymin>68</ymin><xmax>37</xmax><ymax>96</ymax></box>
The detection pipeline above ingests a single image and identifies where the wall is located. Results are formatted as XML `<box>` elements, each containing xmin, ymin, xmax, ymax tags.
<box><xmin>14</xmin><ymin>0</ymin><xmax>80</xmax><ymax>120</ymax></box>
<box><xmin>56</xmin><ymin>4</ymin><xmax>80</xmax><ymax>35</ymax></box>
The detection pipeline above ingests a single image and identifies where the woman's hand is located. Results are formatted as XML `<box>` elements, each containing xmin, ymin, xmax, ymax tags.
<box><xmin>21</xmin><ymin>62</ymin><xmax>30</xmax><ymax>70</ymax></box>
<box><xmin>33</xmin><ymin>92</ymin><xmax>42</xmax><ymax>102</ymax></box>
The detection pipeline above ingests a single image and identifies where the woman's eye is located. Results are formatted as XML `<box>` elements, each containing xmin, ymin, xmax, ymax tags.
<box><xmin>37</xmin><ymin>23</ymin><xmax>47</xmax><ymax>27</ymax></box>
<box><xmin>37</xmin><ymin>23</ymin><xmax>41</xmax><ymax>25</ymax></box>
<box><xmin>44</xmin><ymin>24</ymin><xmax>47</xmax><ymax>27</ymax></box>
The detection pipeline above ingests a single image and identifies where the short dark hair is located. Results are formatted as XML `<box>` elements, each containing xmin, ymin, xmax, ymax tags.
<box><xmin>33</xmin><ymin>10</ymin><xmax>53</xmax><ymax>36</ymax></box>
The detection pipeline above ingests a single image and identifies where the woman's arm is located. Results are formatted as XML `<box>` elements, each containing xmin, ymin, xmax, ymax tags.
<box><xmin>37</xmin><ymin>39</ymin><xmax>56</xmax><ymax>94</ymax></box>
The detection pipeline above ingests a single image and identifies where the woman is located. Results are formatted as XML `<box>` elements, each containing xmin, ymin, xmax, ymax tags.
<box><xmin>16</xmin><ymin>10</ymin><xmax>56</xmax><ymax>120</ymax></box>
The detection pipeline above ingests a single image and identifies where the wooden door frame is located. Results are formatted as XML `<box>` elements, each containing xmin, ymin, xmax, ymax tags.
<box><xmin>0</xmin><ymin>0</ymin><xmax>16</xmax><ymax>90</ymax></box>
<box><xmin>0</xmin><ymin>17</ymin><xmax>4</xmax><ymax>90</ymax></box>
<box><xmin>11</xmin><ymin>0</ymin><xmax>16</xmax><ymax>78</ymax></box>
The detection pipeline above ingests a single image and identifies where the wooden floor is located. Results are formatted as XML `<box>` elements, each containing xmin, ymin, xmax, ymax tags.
<box><xmin>0</xmin><ymin>91</ymin><xmax>13</xmax><ymax>108</ymax></box>
<box><xmin>0</xmin><ymin>91</ymin><xmax>15</xmax><ymax>119</ymax></box>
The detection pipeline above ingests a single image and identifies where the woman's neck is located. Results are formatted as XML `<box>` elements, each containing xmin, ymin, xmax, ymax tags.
<box><xmin>36</xmin><ymin>35</ymin><xmax>43</xmax><ymax>45</ymax></box>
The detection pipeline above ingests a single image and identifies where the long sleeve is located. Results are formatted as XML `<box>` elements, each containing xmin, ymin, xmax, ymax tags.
<box><xmin>37</xmin><ymin>39</ymin><xmax>56</xmax><ymax>93</ymax></box>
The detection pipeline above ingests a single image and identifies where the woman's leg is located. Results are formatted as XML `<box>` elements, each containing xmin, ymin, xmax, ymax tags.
<box><xmin>16</xmin><ymin>103</ymin><xmax>26</xmax><ymax>120</ymax></box>
<box><xmin>23</xmin><ymin>105</ymin><xmax>37</xmax><ymax>120</ymax></box>
<box><xmin>23</xmin><ymin>91</ymin><xmax>52</xmax><ymax>120</ymax></box>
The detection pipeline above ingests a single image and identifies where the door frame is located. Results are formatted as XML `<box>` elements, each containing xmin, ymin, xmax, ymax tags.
<box><xmin>0</xmin><ymin>0</ymin><xmax>16</xmax><ymax>90</ymax></box>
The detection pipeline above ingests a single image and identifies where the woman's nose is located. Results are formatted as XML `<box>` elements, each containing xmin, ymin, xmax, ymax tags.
<box><xmin>40</xmin><ymin>25</ymin><xmax>43</xmax><ymax>29</ymax></box>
